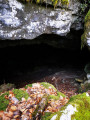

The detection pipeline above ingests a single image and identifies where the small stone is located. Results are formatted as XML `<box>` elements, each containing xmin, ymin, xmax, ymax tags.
<box><xmin>87</xmin><ymin>73</ymin><xmax>90</xmax><ymax>80</ymax></box>
<box><xmin>86</xmin><ymin>93</ymin><xmax>89</xmax><ymax>97</ymax></box>
<box><xmin>11</xmin><ymin>97</ymin><xmax>19</xmax><ymax>104</ymax></box>
<box><xmin>22</xmin><ymin>97</ymin><xmax>26</xmax><ymax>102</ymax></box>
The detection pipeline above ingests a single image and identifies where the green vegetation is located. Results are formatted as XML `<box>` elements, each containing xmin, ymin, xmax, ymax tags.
<box><xmin>0</xmin><ymin>81</ymin><xmax>89</xmax><ymax>120</ymax></box>
<box><xmin>25</xmin><ymin>83</ymin><xmax>32</xmax><ymax>88</ymax></box>
<box><xmin>0</xmin><ymin>90</ymin><xmax>29</xmax><ymax>111</ymax></box>
<box><xmin>25</xmin><ymin>82</ymin><xmax>65</xmax><ymax>100</ymax></box>
<box><xmin>41</xmin><ymin>112</ymin><xmax>52</xmax><ymax>120</ymax></box>
<box><xmin>63</xmin><ymin>93</ymin><xmax>90</xmax><ymax>120</ymax></box>
<box><xmin>0</xmin><ymin>89</ymin><xmax>30</xmax><ymax>111</ymax></box>
<box><xmin>70</xmin><ymin>93</ymin><xmax>90</xmax><ymax>120</ymax></box>
<box><xmin>42</xmin><ymin>93</ymin><xmax>90</xmax><ymax>120</ymax></box>
<box><xmin>61</xmin><ymin>0</ymin><xmax>69</xmax><ymax>5</ymax></box>
<box><xmin>40</xmin><ymin>82</ymin><xmax>57</xmax><ymax>90</ymax></box>
<box><xmin>49</xmin><ymin>91</ymin><xmax>65</xmax><ymax>100</ymax></box>
<box><xmin>19</xmin><ymin>0</ymin><xmax>70</xmax><ymax>8</ymax></box>
<box><xmin>41</xmin><ymin>112</ymin><xmax>57</xmax><ymax>120</ymax></box>
<box><xmin>41</xmin><ymin>82</ymin><xmax>65</xmax><ymax>99</ymax></box>
<box><xmin>52</xmin><ymin>0</ymin><xmax>59</xmax><ymax>8</ymax></box>
<box><xmin>85</xmin><ymin>9</ymin><xmax>90</xmax><ymax>22</ymax></box>
<box><xmin>80</xmin><ymin>0</ymin><xmax>90</xmax><ymax>13</ymax></box>
<box><xmin>81</xmin><ymin>9</ymin><xmax>90</xmax><ymax>49</ymax></box>
<box><xmin>13</xmin><ymin>89</ymin><xmax>29</xmax><ymax>101</ymax></box>
<box><xmin>0</xmin><ymin>92</ymin><xmax>9</xmax><ymax>111</ymax></box>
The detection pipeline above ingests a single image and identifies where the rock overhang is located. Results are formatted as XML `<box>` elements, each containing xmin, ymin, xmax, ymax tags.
<box><xmin>0</xmin><ymin>0</ymin><xmax>83</xmax><ymax>40</ymax></box>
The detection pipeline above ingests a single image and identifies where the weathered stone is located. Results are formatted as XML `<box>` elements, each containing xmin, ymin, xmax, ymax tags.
<box><xmin>42</xmin><ymin>93</ymin><xmax>90</xmax><ymax>120</ymax></box>
<box><xmin>0</xmin><ymin>0</ymin><xmax>83</xmax><ymax>40</ymax></box>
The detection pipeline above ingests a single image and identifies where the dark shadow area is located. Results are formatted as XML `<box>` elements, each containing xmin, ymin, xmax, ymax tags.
<box><xmin>0</xmin><ymin>42</ymin><xmax>90</xmax><ymax>87</ymax></box>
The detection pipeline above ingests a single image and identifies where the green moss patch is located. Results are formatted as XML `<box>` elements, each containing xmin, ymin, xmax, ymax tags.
<box><xmin>0</xmin><ymin>92</ymin><xmax>9</xmax><ymax>111</ymax></box>
<box><xmin>19</xmin><ymin>0</ymin><xmax>70</xmax><ymax>8</ymax></box>
<box><xmin>70</xmin><ymin>93</ymin><xmax>90</xmax><ymax>120</ymax></box>
<box><xmin>25</xmin><ymin>83</ymin><xmax>32</xmax><ymax>89</ymax></box>
<box><xmin>85</xmin><ymin>10</ymin><xmax>90</xmax><ymax>23</ymax></box>
<box><xmin>81</xmin><ymin>9</ymin><xmax>90</xmax><ymax>49</ymax></box>
<box><xmin>40</xmin><ymin>82</ymin><xmax>57</xmax><ymax>91</ymax></box>
<box><xmin>41</xmin><ymin>112</ymin><xmax>58</xmax><ymax>120</ymax></box>
<box><xmin>0</xmin><ymin>89</ymin><xmax>30</xmax><ymax>111</ymax></box>
<box><xmin>12</xmin><ymin>89</ymin><xmax>29</xmax><ymax>101</ymax></box>
<box><xmin>25</xmin><ymin>82</ymin><xmax>65</xmax><ymax>100</ymax></box>
<box><xmin>49</xmin><ymin>91</ymin><xmax>65</xmax><ymax>100</ymax></box>
<box><xmin>41</xmin><ymin>82</ymin><xmax>65</xmax><ymax>100</ymax></box>
<box><xmin>61</xmin><ymin>0</ymin><xmax>69</xmax><ymax>5</ymax></box>
<box><xmin>47</xmin><ymin>93</ymin><xmax>90</xmax><ymax>120</ymax></box>
<box><xmin>41</xmin><ymin>112</ymin><xmax>52</xmax><ymax>120</ymax></box>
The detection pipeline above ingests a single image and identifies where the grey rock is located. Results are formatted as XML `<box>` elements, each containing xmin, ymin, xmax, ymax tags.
<box><xmin>87</xmin><ymin>74</ymin><xmax>90</xmax><ymax>80</ymax></box>
<box><xmin>0</xmin><ymin>0</ymin><xmax>83</xmax><ymax>40</ymax></box>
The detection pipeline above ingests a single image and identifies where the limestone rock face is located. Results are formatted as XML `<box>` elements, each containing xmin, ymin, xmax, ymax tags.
<box><xmin>0</xmin><ymin>0</ymin><xmax>83</xmax><ymax>40</ymax></box>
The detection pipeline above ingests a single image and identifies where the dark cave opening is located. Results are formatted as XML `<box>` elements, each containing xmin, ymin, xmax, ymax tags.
<box><xmin>0</xmin><ymin>42</ymin><xmax>90</xmax><ymax>87</ymax></box>
<box><xmin>0</xmin><ymin>30</ymin><xmax>90</xmax><ymax>88</ymax></box>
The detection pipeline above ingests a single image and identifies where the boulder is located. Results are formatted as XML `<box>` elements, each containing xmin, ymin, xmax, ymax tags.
<box><xmin>42</xmin><ymin>92</ymin><xmax>90</xmax><ymax>120</ymax></box>
<box><xmin>0</xmin><ymin>0</ymin><xmax>83</xmax><ymax>40</ymax></box>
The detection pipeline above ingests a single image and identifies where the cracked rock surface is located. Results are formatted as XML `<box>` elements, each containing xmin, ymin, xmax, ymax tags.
<box><xmin>0</xmin><ymin>0</ymin><xmax>83</xmax><ymax>40</ymax></box>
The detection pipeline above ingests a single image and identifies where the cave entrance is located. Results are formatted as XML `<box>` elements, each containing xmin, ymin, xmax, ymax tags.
<box><xmin>0</xmin><ymin>34</ymin><xmax>90</xmax><ymax>96</ymax></box>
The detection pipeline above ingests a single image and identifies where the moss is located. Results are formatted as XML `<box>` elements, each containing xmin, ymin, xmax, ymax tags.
<box><xmin>40</xmin><ymin>82</ymin><xmax>57</xmax><ymax>91</ymax></box>
<box><xmin>70</xmin><ymin>93</ymin><xmax>90</xmax><ymax>120</ymax></box>
<box><xmin>49</xmin><ymin>91</ymin><xmax>65</xmax><ymax>100</ymax></box>
<box><xmin>41</xmin><ymin>112</ymin><xmax>58</xmax><ymax>120</ymax></box>
<box><xmin>81</xmin><ymin>33</ymin><xmax>86</xmax><ymax>49</ymax></box>
<box><xmin>19</xmin><ymin>0</ymin><xmax>70</xmax><ymax>8</ymax></box>
<box><xmin>0</xmin><ymin>89</ymin><xmax>29</xmax><ymax>111</ymax></box>
<box><xmin>25</xmin><ymin>82</ymin><xmax>65</xmax><ymax>101</ymax></box>
<box><xmin>81</xmin><ymin>10</ymin><xmax>90</xmax><ymax>49</ymax></box>
<box><xmin>13</xmin><ymin>89</ymin><xmax>29</xmax><ymax>101</ymax></box>
<box><xmin>25</xmin><ymin>83</ymin><xmax>32</xmax><ymax>89</ymax></box>
<box><xmin>41</xmin><ymin>112</ymin><xmax>52</xmax><ymax>120</ymax></box>
<box><xmin>61</xmin><ymin>0</ymin><xmax>69</xmax><ymax>5</ymax></box>
<box><xmin>66</xmin><ymin>93</ymin><xmax>90</xmax><ymax>120</ymax></box>
<box><xmin>85</xmin><ymin>10</ymin><xmax>90</xmax><ymax>23</ymax></box>
<box><xmin>49</xmin><ymin>93</ymin><xmax>90</xmax><ymax>120</ymax></box>
<box><xmin>0</xmin><ymin>92</ymin><xmax>9</xmax><ymax>111</ymax></box>
<box><xmin>52</xmin><ymin>0</ymin><xmax>59</xmax><ymax>8</ymax></box>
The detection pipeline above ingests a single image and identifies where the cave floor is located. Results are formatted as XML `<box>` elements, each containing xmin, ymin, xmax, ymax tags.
<box><xmin>7</xmin><ymin>66</ymin><xmax>85</xmax><ymax>98</ymax></box>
